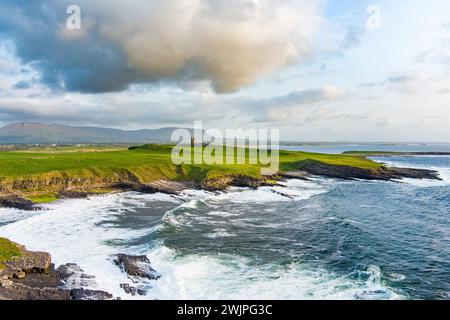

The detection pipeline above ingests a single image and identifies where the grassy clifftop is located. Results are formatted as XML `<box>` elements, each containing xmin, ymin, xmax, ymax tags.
<box><xmin>0</xmin><ymin>144</ymin><xmax>382</xmax><ymax>203</ymax></box>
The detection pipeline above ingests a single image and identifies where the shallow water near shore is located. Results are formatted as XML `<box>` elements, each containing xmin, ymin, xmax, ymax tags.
<box><xmin>0</xmin><ymin>155</ymin><xmax>449</xmax><ymax>300</ymax></box>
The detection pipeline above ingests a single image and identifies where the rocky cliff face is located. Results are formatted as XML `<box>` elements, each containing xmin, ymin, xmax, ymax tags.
<box><xmin>0</xmin><ymin>240</ymin><xmax>114</xmax><ymax>300</ymax></box>
<box><xmin>297</xmin><ymin>160</ymin><xmax>440</xmax><ymax>181</ymax></box>
<box><xmin>0</xmin><ymin>159</ymin><xmax>442</xmax><ymax>211</ymax></box>
<box><xmin>201</xmin><ymin>174</ymin><xmax>275</xmax><ymax>191</ymax></box>
<box><xmin>0</xmin><ymin>238</ymin><xmax>164</xmax><ymax>300</ymax></box>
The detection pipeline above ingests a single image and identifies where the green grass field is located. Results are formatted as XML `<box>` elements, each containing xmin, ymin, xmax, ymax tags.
<box><xmin>342</xmin><ymin>151</ymin><xmax>404</xmax><ymax>156</ymax></box>
<box><xmin>0</xmin><ymin>144</ymin><xmax>381</xmax><ymax>201</ymax></box>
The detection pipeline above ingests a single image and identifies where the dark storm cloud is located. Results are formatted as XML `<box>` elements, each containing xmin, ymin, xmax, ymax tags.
<box><xmin>0</xmin><ymin>0</ymin><xmax>320</xmax><ymax>94</ymax></box>
<box><xmin>0</xmin><ymin>1</ymin><xmax>138</xmax><ymax>93</ymax></box>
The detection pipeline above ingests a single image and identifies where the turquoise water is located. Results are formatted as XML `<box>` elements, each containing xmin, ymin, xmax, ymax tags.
<box><xmin>0</xmin><ymin>153</ymin><xmax>448</xmax><ymax>299</ymax></box>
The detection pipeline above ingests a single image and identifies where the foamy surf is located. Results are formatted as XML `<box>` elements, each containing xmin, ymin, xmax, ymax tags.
<box><xmin>374</xmin><ymin>156</ymin><xmax>450</xmax><ymax>187</ymax></box>
<box><xmin>143</xmin><ymin>246</ymin><xmax>402</xmax><ymax>300</ymax></box>
<box><xmin>0</xmin><ymin>192</ymin><xmax>182</xmax><ymax>299</ymax></box>
<box><xmin>0</xmin><ymin>207</ymin><xmax>41</xmax><ymax>226</ymax></box>
<box><xmin>211</xmin><ymin>179</ymin><xmax>327</xmax><ymax>203</ymax></box>
<box><xmin>0</xmin><ymin>178</ymin><xmax>418</xmax><ymax>300</ymax></box>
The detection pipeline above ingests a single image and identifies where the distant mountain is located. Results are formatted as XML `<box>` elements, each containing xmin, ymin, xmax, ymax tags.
<box><xmin>0</xmin><ymin>122</ymin><xmax>189</xmax><ymax>144</ymax></box>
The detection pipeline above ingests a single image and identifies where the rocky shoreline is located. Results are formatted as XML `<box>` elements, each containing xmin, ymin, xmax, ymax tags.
<box><xmin>0</xmin><ymin>238</ymin><xmax>162</xmax><ymax>300</ymax></box>
<box><xmin>0</xmin><ymin>239</ymin><xmax>113</xmax><ymax>300</ymax></box>
<box><xmin>0</xmin><ymin>161</ymin><xmax>441</xmax><ymax>211</ymax></box>
<box><xmin>0</xmin><ymin>160</ymin><xmax>443</xmax><ymax>300</ymax></box>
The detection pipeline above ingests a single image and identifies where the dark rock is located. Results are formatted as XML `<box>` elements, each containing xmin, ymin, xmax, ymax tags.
<box><xmin>269</xmin><ymin>189</ymin><xmax>295</xmax><ymax>199</ymax></box>
<box><xmin>58</xmin><ymin>264</ymin><xmax>116</xmax><ymax>300</ymax></box>
<box><xmin>120</xmin><ymin>283</ymin><xmax>137</xmax><ymax>296</ymax></box>
<box><xmin>56</xmin><ymin>263</ymin><xmax>96</xmax><ymax>289</ymax></box>
<box><xmin>0</xmin><ymin>280</ymin><xmax>70</xmax><ymax>300</ymax></box>
<box><xmin>137</xmin><ymin>286</ymin><xmax>148</xmax><ymax>296</ymax></box>
<box><xmin>280</xmin><ymin>171</ymin><xmax>311</xmax><ymax>180</ymax></box>
<box><xmin>57</xmin><ymin>191</ymin><xmax>90</xmax><ymax>199</ymax></box>
<box><xmin>127</xmin><ymin>180</ymin><xmax>198</xmax><ymax>195</ymax></box>
<box><xmin>119</xmin><ymin>283</ymin><xmax>149</xmax><ymax>296</ymax></box>
<box><xmin>0</xmin><ymin>239</ymin><xmax>115</xmax><ymax>301</ymax></box>
<box><xmin>0</xmin><ymin>196</ymin><xmax>36</xmax><ymax>210</ymax></box>
<box><xmin>70</xmin><ymin>288</ymin><xmax>114</xmax><ymax>300</ymax></box>
<box><xmin>14</xmin><ymin>266</ymin><xmax>63</xmax><ymax>289</ymax></box>
<box><xmin>114</xmin><ymin>254</ymin><xmax>161</xmax><ymax>281</ymax></box>
<box><xmin>56</xmin><ymin>263</ymin><xmax>84</xmax><ymax>280</ymax></box>
<box><xmin>388</xmin><ymin>167</ymin><xmax>441</xmax><ymax>180</ymax></box>
<box><xmin>298</xmin><ymin>160</ymin><xmax>441</xmax><ymax>181</ymax></box>
<box><xmin>0</xmin><ymin>262</ymin><xmax>69</xmax><ymax>301</ymax></box>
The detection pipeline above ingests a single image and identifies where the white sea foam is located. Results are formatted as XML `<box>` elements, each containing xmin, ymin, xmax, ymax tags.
<box><xmin>375</xmin><ymin>158</ymin><xmax>450</xmax><ymax>187</ymax></box>
<box><xmin>0</xmin><ymin>192</ymin><xmax>179</xmax><ymax>299</ymax></box>
<box><xmin>206</xmin><ymin>211</ymin><xmax>239</xmax><ymax>218</ymax></box>
<box><xmin>144</xmin><ymin>247</ymin><xmax>402</xmax><ymax>300</ymax></box>
<box><xmin>0</xmin><ymin>208</ymin><xmax>41</xmax><ymax>226</ymax></box>
<box><xmin>212</xmin><ymin>179</ymin><xmax>326</xmax><ymax>204</ymax></box>
<box><xmin>160</xmin><ymin>179</ymin><xmax>327</xmax><ymax>229</ymax></box>
<box><xmin>0</xmin><ymin>183</ymin><xmax>402</xmax><ymax>300</ymax></box>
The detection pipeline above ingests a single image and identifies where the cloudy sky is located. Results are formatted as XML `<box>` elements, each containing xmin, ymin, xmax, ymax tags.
<box><xmin>0</xmin><ymin>0</ymin><xmax>449</xmax><ymax>141</ymax></box>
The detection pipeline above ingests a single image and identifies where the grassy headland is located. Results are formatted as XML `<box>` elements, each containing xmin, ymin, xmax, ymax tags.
<box><xmin>343</xmin><ymin>151</ymin><xmax>450</xmax><ymax>156</ymax></box>
<box><xmin>0</xmin><ymin>144</ymin><xmax>386</xmax><ymax>204</ymax></box>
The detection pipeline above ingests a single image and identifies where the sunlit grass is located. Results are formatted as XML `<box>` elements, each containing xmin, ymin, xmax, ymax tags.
<box><xmin>0</xmin><ymin>144</ymin><xmax>381</xmax><ymax>201</ymax></box>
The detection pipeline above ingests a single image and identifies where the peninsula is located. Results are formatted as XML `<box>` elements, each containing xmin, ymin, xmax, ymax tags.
<box><xmin>0</xmin><ymin>144</ymin><xmax>440</xmax><ymax>209</ymax></box>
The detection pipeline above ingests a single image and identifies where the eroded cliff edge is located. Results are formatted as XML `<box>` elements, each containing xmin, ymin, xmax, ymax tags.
<box><xmin>0</xmin><ymin>238</ymin><xmax>114</xmax><ymax>300</ymax></box>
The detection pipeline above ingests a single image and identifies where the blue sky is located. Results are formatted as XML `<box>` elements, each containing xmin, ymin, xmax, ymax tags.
<box><xmin>0</xmin><ymin>0</ymin><xmax>449</xmax><ymax>141</ymax></box>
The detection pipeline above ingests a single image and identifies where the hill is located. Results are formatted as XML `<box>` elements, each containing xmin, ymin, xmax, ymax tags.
<box><xmin>0</xmin><ymin>122</ymin><xmax>187</xmax><ymax>144</ymax></box>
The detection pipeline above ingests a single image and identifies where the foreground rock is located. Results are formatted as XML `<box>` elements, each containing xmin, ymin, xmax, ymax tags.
<box><xmin>56</xmin><ymin>263</ymin><xmax>111</xmax><ymax>300</ymax></box>
<box><xmin>114</xmin><ymin>254</ymin><xmax>160</xmax><ymax>296</ymax></box>
<box><xmin>119</xmin><ymin>283</ymin><xmax>148</xmax><ymax>296</ymax></box>
<box><xmin>0</xmin><ymin>240</ymin><xmax>114</xmax><ymax>300</ymax></box>
<box><xmin>114</xmin><ymin>254</ymin><xmax>161</xmax><ymax>281</ymax></box>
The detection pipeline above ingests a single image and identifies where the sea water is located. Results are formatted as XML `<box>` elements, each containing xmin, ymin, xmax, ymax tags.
<box><xmin>0</xmin><ymin>153</ymin><xmax>449</xmax><ymax>300</ymax></box>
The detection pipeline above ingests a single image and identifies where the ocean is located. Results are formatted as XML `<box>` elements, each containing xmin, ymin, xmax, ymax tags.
<box><xmin>0</xmin><ymin>144</ymin><xmax>449</xmax><ymax>300</ymax></box>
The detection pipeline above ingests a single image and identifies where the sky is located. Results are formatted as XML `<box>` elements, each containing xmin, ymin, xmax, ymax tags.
<box><xmin>0</xmin><ymin>0</ymin><xmax>449</xmax><ymax>142</ymax></box>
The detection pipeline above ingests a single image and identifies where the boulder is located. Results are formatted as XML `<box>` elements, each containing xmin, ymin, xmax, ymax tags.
<box><xmin>0</xmin><ymin>240</ymin><xmax>115</xmax><ymax>300</ymax></box>
<box><xmin>114</xmin><ymin>254</ymin><xmax>161</xmax><ymax>281</ymax></box>
<box><xmin>0</xmin><ymin>196</ymin><xmax>36</xmax><ymax>210</ymax></box>
<box><xmin>119</xmin><ymin>283</ymin><xmax>149</xmax><ymax>296</ymax></box>
<box><xmin>56</xmin><ymin>263</ymin><xmax>96</xmax><ymax>289</ymax></box>
<box><xmin>0</xmin><ymin>278</ymin><xmax>69</xmax><ymax>300</ymax></box>
<box><xmin>70</xmin><ymin>288</ymin><xmax>114</xmax><ymax>300</ymax></box>
<box><xmin>120</xmin><ymin>283</ymin><xmax>137</xmax><ymax>296</ymax></box>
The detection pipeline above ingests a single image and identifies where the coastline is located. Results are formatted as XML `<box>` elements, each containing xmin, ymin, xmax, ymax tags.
<box><xmin>0</xmin><ymin>151</ymin><xmax>445</xmax><ymax>300</ymax></box>
<box><xmin>0</xmin><ymin>159</ymin><xmax>441</xmax><ymax>211</ymax></box>
<box><xmin>0</xmin><ymin>237</ymin><xmax>113</xmax><ymax>300</ymax></box>
<box><xmin>0</xmin><ymin>237</ymin><xmax>163</xmax><ymax>300</ymax></box>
